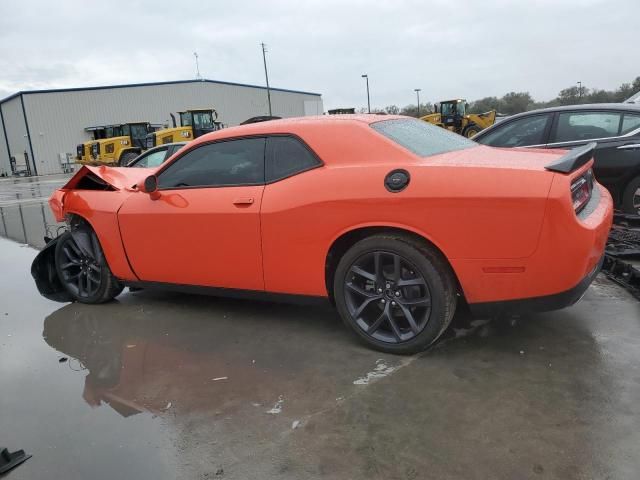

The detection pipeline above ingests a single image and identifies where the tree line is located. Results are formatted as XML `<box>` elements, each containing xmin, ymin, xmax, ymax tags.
<box><xmin>361</xmin><ymin>76</ymin><xmax>640</xmax><ymax>117</ymax></box>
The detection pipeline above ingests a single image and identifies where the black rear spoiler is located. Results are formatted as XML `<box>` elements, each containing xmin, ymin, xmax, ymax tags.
<box><xmin>544</xmin><ymin>142</ymin><xmax>596</xmax><ymax>173</ymax></box>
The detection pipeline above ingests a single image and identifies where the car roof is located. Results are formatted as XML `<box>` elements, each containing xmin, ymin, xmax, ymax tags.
<box><xmin>190</xmin><ymin>114</ymin><xmax>398</xmax><ymax>141</ymax></box>
<box><xmin>474</xmin><ymin>103</ymin><xmax>640</xmax><ymax>139</ymax></box>
<box><xmin>502</xmin><ymin>103</ymin><xmax>640</xmax><ymax>119</ymax></box>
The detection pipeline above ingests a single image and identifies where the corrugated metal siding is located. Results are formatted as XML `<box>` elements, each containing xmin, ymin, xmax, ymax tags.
<box><xmin>1</xmin><ymin>96</ymin><xmax>30</xmax><ymax>174</ymax></box>
<box><xmin>21</xmin><ymin>82</ymin><xmax>323</xmax><ymax>175</ymax></box>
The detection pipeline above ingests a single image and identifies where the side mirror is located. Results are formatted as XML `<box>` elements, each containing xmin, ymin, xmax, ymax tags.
<box><xmin>138</xmin><ymin>175</ymin><xmax>160</xmax><ymax>199</ymax></box>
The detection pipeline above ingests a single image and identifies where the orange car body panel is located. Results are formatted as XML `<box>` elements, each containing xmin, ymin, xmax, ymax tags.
<box><xmin>49</xmin><ymin>115</ymin><xmax>613</xmax><ymax>306</ymax></box>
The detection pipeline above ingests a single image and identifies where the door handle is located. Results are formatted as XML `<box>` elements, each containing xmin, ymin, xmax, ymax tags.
<box><xmin>617</xmin><ymin>144</ymin><xmax>640</xmax><ymax>150</ymax></box>
<box><xmin>233</xmin><ymin>197</ymin><xmax>254</xmax><ymax>205</ymax></box>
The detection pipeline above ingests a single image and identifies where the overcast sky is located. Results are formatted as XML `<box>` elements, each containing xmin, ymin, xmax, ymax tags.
<box><xmin>0</xmin><ymin>0</ymin><xmax>638</xmax><ymax>110</ymax></box>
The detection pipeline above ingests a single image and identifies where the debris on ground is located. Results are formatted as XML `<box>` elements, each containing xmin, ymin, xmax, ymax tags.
<box><xmin>603</xmin><ymin>212</ymin><xmax>640</xmax><ymax>300</ymax></box>
<box><xmin>58</xmin><ymin>357</ymin><xmax>68</xmax><ymax>363</ymax></box>
<box><xmin>212</xmin><ymin>377</ymin><xmax>228</xmax><ymax>381</ymax></box>
<box><xmin>0</xmin><ymin>447</ymin><xmax>32</xmax><ymax>474</ymax></box>
<box><xmin>266</xmin><ymin>395</ymin><xmax>284</xmax><ymax>414</ymax></box>
<box><xmin>353</xmin><ymin>359</ymin><xmax>398</xmax><ymax>385</ymax></box>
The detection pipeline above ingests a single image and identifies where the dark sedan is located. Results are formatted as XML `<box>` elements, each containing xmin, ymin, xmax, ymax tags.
<box><xmin>473</xmin><ymin>104</ymin><xmax>640</xmax><ymax>214</ymax></box>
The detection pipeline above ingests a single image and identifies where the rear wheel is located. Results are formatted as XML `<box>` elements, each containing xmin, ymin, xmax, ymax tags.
<box><xmin>621</xmin><ymin>176</ymin><xmax>640</xmax><ymax>215</ymax></box>
<box><xmin>55</xmin><ymin>231</ymin><xmax>123</xmax><ymax>303</ymax></box>
<box><xmin>333</xmin><ymin>234</ymin><xmax>457</xmax><ymax>354</ymax></box>
<box><xmin>119</xmin><ymin>151</ymin><xmax>138</xmax><ymax>166</ymax></box>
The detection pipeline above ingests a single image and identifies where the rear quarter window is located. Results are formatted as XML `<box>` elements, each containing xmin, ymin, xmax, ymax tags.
<box><xmin>371</xmin><ymin>118</ymin><xmax>476</xmax><ymax>157</ymax></box>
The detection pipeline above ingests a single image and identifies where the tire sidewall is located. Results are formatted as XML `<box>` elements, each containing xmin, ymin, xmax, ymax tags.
<box><xmin>333</xmin><ymin>236</ymin><xmax>453</xmax><ymax>354</ymax></box>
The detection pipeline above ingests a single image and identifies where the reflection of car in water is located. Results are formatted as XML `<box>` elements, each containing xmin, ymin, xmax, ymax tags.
<box><xmin>42</xmin><ymin>302</ymin><xmax>314</xmax><ymax>418</ymax></box>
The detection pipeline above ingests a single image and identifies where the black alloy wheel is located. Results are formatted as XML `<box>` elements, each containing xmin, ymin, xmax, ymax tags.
<box><xmin>58</xmin><ymin>233</ymin><xmax>103</xmax><ymax>299</ymax></box>
<box><xmin>344</xmin><ymin>251</ymin><xmax>432</xmax><ymax>343</ymax></box>
<box><xmin>334</xmin><ymin>234</ymin><xmax>457</xmax><ymax>354</ymax></box>
<box><xmin>55</xmin><ymin>230</ymin><xmax>123</xmax><ymax>303</ymax></box>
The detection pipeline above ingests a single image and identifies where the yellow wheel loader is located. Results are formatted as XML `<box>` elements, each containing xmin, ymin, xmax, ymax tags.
<box><xmin>145</xmin><ymin>109</ymin><xmax>224</xmax><ymax>148</ymax></box>
<box><xmin>86</xmin><ymin>122</ymin><xmax>159</xmax><ymax>166</ymax></box>
<box><xmin>76</xmin><ymin>125</ymin><xmax>120</xmax><ymax>164</ymax></box>
<box><xmin>420</xmin><ymin>99</ymin><xmax>496</xmax><ymax>138</ymax></box>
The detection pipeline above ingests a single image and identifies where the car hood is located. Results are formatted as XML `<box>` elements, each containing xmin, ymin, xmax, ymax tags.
<box><xmin>62</xmin><ymin>165</ymin><xmax>152</xmax><ymax>191</ymax></box>
<box><xmin>430</xmin><ymin>145</ymin><xmax>566</xmax><ymax>171</ymax></box>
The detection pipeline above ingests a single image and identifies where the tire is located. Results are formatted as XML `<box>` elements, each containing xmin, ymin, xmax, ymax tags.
<box><xmin>118</xmin><ymin>151</ymin><xmax>138</xmax><ymax>167</ymax></box>
<box><xmin>55</xmin><ymin>230</ymin><xmax>123</xmax><ymax>304</ymax></box>
<box><xmin>621</xmin><ymin>176</ymin><xmax>640</xmax><ymax>215</ymax></box>
<box><xmin>463</xmin><ymin>124</ymin><xmax>482</xmax><ymax>138</ymax></box>
<box><xmin>333</xmin><ymin>234</ymin><xmax>457</xmax><ymax>354</ymax></box>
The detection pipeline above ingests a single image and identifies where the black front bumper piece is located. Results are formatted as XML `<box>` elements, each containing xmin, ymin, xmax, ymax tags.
<box><xmin>31</xmin><ymin>236</ymin><xmax>73</xmax><ymax>303</ymax></box>
<box><xmin>469</xmin><ymin>255</ymin><xmax>604</xmax><ymax>318</ymax></box>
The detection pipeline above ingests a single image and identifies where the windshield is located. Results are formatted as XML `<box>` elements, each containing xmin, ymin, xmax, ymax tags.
<box><xmin>371</xmin><ymin>118</ymin><xmax>476</xmax><ymax>157</ymax></box>
<box><xmin>180</xmin><ymin>112</ymin><xmax>192</xmax><ymax>127</ymax></box>
<box><xmin>440</xmin><ymin>102</ymin><xmax>455</xmax><ymax>116</ymax></box>
<box><xmin>129</xmin><ymin>124</ymin><xmax>150</xmax><ymax>140</ymax></box>
<box><xmin>193</xmin><ymin>111</ymin><xmax>214</xmax><ymax>129</ymax></box>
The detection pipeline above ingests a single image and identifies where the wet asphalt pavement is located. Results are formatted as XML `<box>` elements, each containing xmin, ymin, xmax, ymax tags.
<box><xmin>1</xmin><ymin>175</ymin><xmax>640</xmax><ymax>479</ymax></box>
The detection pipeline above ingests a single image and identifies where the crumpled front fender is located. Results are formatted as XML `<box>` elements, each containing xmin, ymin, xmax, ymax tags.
<box><xmin>31</xmin><ymin>236</ymin><xmax>73</xmax><ymax>303</ymax></box>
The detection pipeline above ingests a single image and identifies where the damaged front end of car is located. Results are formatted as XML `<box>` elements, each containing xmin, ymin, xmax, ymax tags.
<box><xmin>31</xmin><ymin>215</ymin><xmax>106</xmax><ymax>303</ymax></box>
<box><xmin>31</xmin><ymin>234</ymin><xmax>73</xmax><ymax>302</ymax></box>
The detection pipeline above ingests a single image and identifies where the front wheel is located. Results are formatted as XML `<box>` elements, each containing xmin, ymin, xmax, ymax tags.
<box><xmin>55</xmin><ymin>231</ymin><xmax>123</xmax><ymax>303</ymax></box>
<box><xmin>463</xmin><ymin>124</ymin><xmax>482</xmax><ymax>138</ymax></box>
<box><xmin>622</xmin><ymin>176</ymin><xmax>640</xmax><ymax>215</ymax></box>
<box><xmin>333</xmin><ymin>234</ymin><xmax>457</xmax><ymax>354</ymax></box>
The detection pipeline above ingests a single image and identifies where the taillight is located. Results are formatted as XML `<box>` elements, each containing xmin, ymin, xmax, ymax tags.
<box><xmin>571</xmin><ymin>169</ymin><xmax>594</xmax><ymax>214</ymax></box>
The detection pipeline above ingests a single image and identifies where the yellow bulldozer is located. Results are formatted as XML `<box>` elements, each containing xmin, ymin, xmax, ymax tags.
<box><xmin>77</xmin><ymin>122</ymin><xmax>159</xmax><ymax>166</ymax></box>
<box><xmin>144</xmin><ymin>109</ymin><xmax>224</xmax><ymax>149</ymax></box>
<box><xmin>420</xmin><ymin>99</ymin><xmax>496</xmax><ymax>138</ymax></box>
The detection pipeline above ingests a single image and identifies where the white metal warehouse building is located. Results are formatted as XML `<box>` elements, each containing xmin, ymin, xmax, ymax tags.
<box><xmin>0</xmin><ymin>79</ymin><xmax>323</xmax><ymax>176</ymax></box>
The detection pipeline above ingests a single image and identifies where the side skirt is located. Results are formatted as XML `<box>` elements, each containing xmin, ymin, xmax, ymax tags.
<box><xmin>122</xmin><ymin>280</ymin><xmax>331</xmax><ymax>307</ymax></box>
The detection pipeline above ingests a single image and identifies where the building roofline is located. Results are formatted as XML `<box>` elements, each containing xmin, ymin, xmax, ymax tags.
<box><xmin>0</xmin><ymin>78</ymin><xmax>322</xmax><ymax>104</ymax></box>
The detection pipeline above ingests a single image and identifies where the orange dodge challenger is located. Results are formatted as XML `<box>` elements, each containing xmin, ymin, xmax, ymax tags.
<box><xmin>32</xmin><ymin>115</ymin><xmax>613</xmax><ymax>354</ymax></box>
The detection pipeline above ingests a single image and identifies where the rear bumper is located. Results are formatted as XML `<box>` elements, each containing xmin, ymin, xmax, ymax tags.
<box><xmin>468</xmin><ymin>254</ymin><xmax>604</xmax><ymax>317</ymax></box>
<box><xmin>452</xmin><ymin>183</ymin><xmax>613</xmax><ymax>306</ymax></box>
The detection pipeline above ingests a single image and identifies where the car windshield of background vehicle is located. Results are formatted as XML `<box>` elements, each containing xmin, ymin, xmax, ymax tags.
<box><xmin>158</xmin><ymin>138</ymin><xmax>265</xmax><ymax>188</ymax></box>
<box><xmin>476</xmin><ymin>114</ymin><xmax>551</xmax><ymax>147</ymax></box>
<box><xmin>131</xmin><ymin>149</ymin><xmax>167</xmax><ymax>168</ymax></box>
<box><xmin>371</xmin><ymin>118</ymin><xmax>476</xmax><ymax>157</ymax></box>
<box><xmin>621</xmin><ymin>113</ymin><xmax>640</xmax><ymax>135</ymax></box>
<box><xmin>554</xmin><ymin>111</ymin><xmax>621</xmax><ymax>143</ymax></box>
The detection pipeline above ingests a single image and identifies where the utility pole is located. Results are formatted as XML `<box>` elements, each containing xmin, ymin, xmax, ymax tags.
<box><xmin>414</xmin><ymin>88</ymin><xmax>421</xmax><ymax>117</ymax></box>
<box><xmin>193</xmin><ymin>52</ymin><xmax>201</xmax><ymax>80</ymax></box>
<box><xmin>577</xmin><ymin>81</ymin><xmax>582</xmax><ymax>99</ymax></box>
<box><xmin>362</xmin><ymin>74</ymin><xmax>371</xmax><ymax>113</ymax></box>
<box><xmin>261</xmin><ymin>43</ymin><xmax>273</xmax><ymax>116</ymax></box>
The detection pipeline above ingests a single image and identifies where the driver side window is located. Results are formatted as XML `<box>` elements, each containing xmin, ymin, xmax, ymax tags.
<box><xmin>158</xmin><ymin>138</ymin><xmax>265</xmax><ymax>189</ymax></box>
<box><xmin>479</xmin><ymin>114</ymin><xmax>551</xmax><ymax>147</ymax></box>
